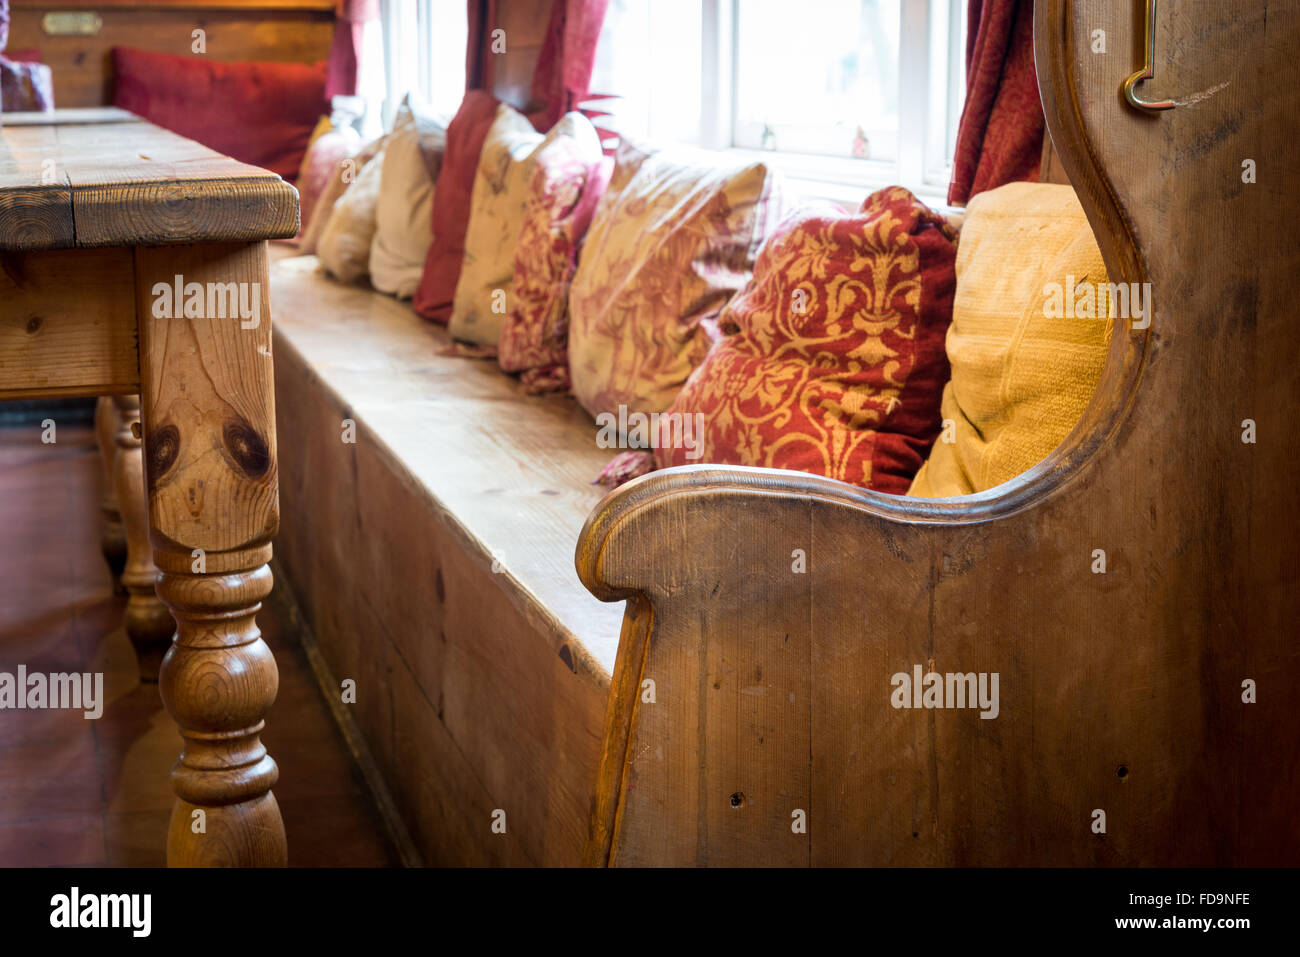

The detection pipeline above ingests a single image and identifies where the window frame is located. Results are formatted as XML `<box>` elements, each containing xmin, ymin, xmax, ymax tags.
<box><xmin>692</xmin><ymin>0</ymin><xmax>965</xmax><ymax>207</ymax></box>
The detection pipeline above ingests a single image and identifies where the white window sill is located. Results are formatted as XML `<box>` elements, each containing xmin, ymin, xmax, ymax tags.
<box><xmin>723</xmin><ymin>146</ymin><xmax>958</xmax><ymax>213</ymax></box>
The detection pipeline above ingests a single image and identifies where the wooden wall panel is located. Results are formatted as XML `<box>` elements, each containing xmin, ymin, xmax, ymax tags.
<box><xmin>489</xmin><ymin>0</ymin><xmax>551</xmax><ymax>112</ymax></box>
<box><xmin>7</xmin><ymin>1</ymin><xmax>335</xmax><ymax>108</ymax></box>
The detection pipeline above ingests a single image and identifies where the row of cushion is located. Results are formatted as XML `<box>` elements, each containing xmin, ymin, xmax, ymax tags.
<box><xmin>304</xmin><ymin>96</ymin><xmax>443</xmax><ymax>298</ymax></box>
<box><xmin>299</xmin><ymin>87</ymin><xmax>1113</xmax><ymax>500</ymax></box>
<box><xmin>103</xmin><ymin>48</ymin><xmax>1113</xmax><ymax>498</ymax></box>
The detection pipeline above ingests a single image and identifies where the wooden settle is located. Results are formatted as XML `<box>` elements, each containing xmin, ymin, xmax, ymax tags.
<box><xmin>576</xmin><ymin>0</ymin><xmax>1300</xmax><ymax>866</ymax></box>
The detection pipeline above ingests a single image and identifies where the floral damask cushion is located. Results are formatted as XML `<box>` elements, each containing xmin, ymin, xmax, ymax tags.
<box><xmin>447</xmin><ymin>104</ymin><xmax>547</xmax><ymax>346</ymax></box>
<box><xmin>497</xmin><ymin>113</ymin><xmax>610</xmax><ymax>393</ymax></box>
<box><xmin>568</xmin><ymin>142</ymin><xmax>786</xmax><ymax>421</ymax></box>
<box><xmin>654</xmin><ymin>187</ymin><xmax>959</xmax><ymax>493</ymax></box>
<box><xmin>299</xmin><ymin>134</ymin><xmax>384</xmax><ymax>256</ymax></box>
<box><xmin>0</xmin><ymin>54</ymin><xmax>54</xmax><ymax>112</ymax></box>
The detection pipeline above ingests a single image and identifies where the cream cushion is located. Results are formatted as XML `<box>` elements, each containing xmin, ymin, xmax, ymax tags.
<box><xmin>907</xmin><ymin>182</ymin><xmax>1114</xmax><ymax>497</ymax></box>
<box><xmin>447</xmin><ymin>104</ymin><xmax>553</xmax><ymax>345</ymax></box>
<box><xmin>317</xmin><ymin>146</ymin><xmax>386</xmax><ymax>285</ymax></box>
<box><xmin>370</xmin><ymin>98</ymin><xmax>445</xmax><ymax>299</ymax></box>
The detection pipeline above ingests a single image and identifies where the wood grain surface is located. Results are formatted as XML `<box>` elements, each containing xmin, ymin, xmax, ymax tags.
<box><xmin>0</xmin><ymin>247</ymin><xmax>139</xmax><ymax>398</ymax></box>
<box><xmin>0</xmin><ymin>111</ymin><xmax>299</xmax><ymax>251</ymax></box>
<box><xmin>136</xmin><ymin>241</ymin><xmax>285</xmax><ymax>866</ymax></box>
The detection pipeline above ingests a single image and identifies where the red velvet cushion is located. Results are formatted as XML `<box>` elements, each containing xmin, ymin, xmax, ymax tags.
<box><xmin>655</xmin><ymin>186</ymin><xmax>958</xmax><ymax>493</ymax></box>
<box><xmin>412</xmin><ymin>90</ymin><xmax>501</xmax><ymax>323</ymax></box>
<box><xmin>112</xmin><ymin>47</ymin><xmax>327</xmax><ymax>183</ymax></box>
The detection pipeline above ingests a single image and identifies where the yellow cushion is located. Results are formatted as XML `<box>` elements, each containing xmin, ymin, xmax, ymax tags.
<box><xmin>907</xmin><ymin>182</ymin><xmax>1112</xmax><ymax>497</ymax></box>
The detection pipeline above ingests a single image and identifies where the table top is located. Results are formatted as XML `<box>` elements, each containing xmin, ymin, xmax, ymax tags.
<box><xmin>0</xmin><ymin>107</ymin><xmax>299</xmax><ymax>252</ymax></box>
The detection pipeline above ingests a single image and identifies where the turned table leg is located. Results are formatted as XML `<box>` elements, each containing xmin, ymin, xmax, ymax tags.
<box><xmin>94</xmin><ymin>396</ymin><xmax>127</xmax><ymax>589</ymax></box>
<box><xmin>112</xmin><ymin>394</ymin><xmax>176</xmax><ymax>679</ymax></box>
<box><xmin>135</xmin><ymin>242</ymin><xmax>285</xmax><ymax>867</ymax></box>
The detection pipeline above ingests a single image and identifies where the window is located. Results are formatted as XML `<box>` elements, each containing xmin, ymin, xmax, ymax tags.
<box><xmin>357</xmin><ymin>0</ymin><xmax>468</xmax><ymax>136</ymax></box>
<box><xmin>590</xmin><ymin>0</ymin><xmax>968</xmax><ymax>205</ymax></box>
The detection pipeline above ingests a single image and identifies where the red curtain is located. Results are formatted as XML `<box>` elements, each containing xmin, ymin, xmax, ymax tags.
<box><xmin>947</xmin><ymin>0</ymin><xmax>1044</xmax><ymax>206</ymax></box>
<box><xmin>465</xmin><ymin>0</ymin><xmax>609</xmax><ymax>134</ymax></box>
<box><xmin>529</xmin><ymin>0</ymin><xmax>610</xmax><ymax>130</ymax></box>
<box><xmin>325</xmin><ymin>0</ymin><xmax>380</xmax><ymax>100</ymax></box>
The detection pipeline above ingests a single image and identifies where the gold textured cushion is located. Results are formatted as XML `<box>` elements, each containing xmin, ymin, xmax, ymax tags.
<box><xmin>907</xmin><ymin>182</ymin><xmax>1113</xmax><ymax>497</ymax></box>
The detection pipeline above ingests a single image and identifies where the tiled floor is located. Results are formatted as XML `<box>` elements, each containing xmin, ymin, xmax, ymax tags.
<box><xmin>0</xmin><ymin>423</ymin><xmax>399</xmax><ymax>867</ymax></box>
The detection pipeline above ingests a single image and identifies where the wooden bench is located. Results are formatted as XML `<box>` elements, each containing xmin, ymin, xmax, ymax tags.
<box><xmin>268</xmin><ymin>250</ymin><xmax>624</xmax><ymax>865</ymax></box>
<box><xmin>577</xmin><ymin>0</ymin><xmax>1300</xmax><ymax>866</ymax></box>
<box><xmin>267</xmin><ymin>0</ymin><xmax>1298</xmax><ymax>867</ymax></box>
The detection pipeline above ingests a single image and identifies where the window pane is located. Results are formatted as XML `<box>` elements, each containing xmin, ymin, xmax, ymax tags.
<box><xmin>733</xmin><ymin>0</ymin><xmax>901</xmax><ymax>161</ymax></box>
<box><xmin>590</xmin><ymin>0</ymin><xmax>702</xmax><ymax>146</ymax></box>
<box><xmin>423</xmin><ymin>0</ymin><xmax>467</xmax><ymax>118</ymax></box>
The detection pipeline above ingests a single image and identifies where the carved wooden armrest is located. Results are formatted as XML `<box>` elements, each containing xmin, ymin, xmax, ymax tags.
<box><xmin>575</xmin><ymin>464</ymin><xmax>1106</xmax><ymax>866</ymax></box>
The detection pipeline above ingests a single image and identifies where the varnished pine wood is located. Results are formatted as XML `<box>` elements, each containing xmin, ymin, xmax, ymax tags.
<box><xmin>136</xmin><ymin>241</ymin><xmax>284</xmax><ymax>867</ymax></box>
<box><xmin>112</xmin><ymin>394</ymin><xmax>176</xmax><ymax>679</ymax></box>
<box><xmin>0</xmin><ymin>112</ymin><xmax>299</xmax><ymax>251</ymax></box>
<box><xmin>577</xmin><ymin>0</ymin><xmax>1300</xmax><ymax>866</ymax></box>
<box><xmin>95</xmin><ymin>396</ymin><xmax>127</xmax><ymax>589</ymax></box>
<box><xmin>2</xmin><ymin>110</ymin><xmax>296</xmax><ymax>867</ymax></box>
<box><xmin>269</xmin><ymin>251</ymin><xmax>619</xmax><ymax>864</ymax></box>
<box><xmin>0</xmin><ymin>108</ymin><xmax>136</xmax><ymax>126</ymax></box>
<box><xmin>0</xmin><ymin>247</ymin><xmax>140</xmax><ymax>398</ymax></box>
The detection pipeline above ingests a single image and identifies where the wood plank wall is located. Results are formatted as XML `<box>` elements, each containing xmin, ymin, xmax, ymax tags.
<box><xmin>7</xmin><ymin>1</ymin><xmax>336</xmax><ymax>108</ymax></box>
<box><xmin>489</xmin><ymin>0</ymin><xmax>551</xmax><ymax>112</ymax></box>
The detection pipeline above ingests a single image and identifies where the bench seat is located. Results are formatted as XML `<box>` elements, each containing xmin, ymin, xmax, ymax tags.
<box><xmin>268</xmin><ymin>249</ymin><xmax>624</xmax><ymax>865</ymax></box>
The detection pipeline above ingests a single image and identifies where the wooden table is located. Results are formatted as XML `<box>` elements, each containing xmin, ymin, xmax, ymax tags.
<box><xmin>0</xmin><ymin>107</ymin><xmax>298</xmax><ymax>866</ymax></box>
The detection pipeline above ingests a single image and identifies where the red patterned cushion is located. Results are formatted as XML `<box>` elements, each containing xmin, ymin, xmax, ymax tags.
<box><xmin>412</xmin><ymin>90</ymin><xmax>501</xmax><ymax>323</ymax></box>
<box><xmin>112</xmin><ymin>47</ymin><xmax>327</xmax><ymax>183</ymax></box>
<box><xmin>497</xmin><ymin>120</ymin><xmax>611</xmax><ymax>393</ymax></box>
<box><xmin>655</xmin><ymin>186</ymin><xmax>958</xmax><ymax>493</ymax></box>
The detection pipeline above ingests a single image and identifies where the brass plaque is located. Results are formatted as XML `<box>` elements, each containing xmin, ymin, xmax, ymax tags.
<box><xmin>41</xmin><ymin>12</ymin><xmax>105</xmax><ymax>37</ymax></box>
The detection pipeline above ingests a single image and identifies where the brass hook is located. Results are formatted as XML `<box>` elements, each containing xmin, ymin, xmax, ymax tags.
<box><xmin>1123</xmin><ymin>0</ymin><xmax>1175</xmax><ymax>112</ymax></box>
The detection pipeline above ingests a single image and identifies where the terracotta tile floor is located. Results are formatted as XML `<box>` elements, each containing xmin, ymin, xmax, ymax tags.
<box><xmin>0</xmin><ymin>423</ymin><xmax>399</xmax><ymax>867</ymax></box>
